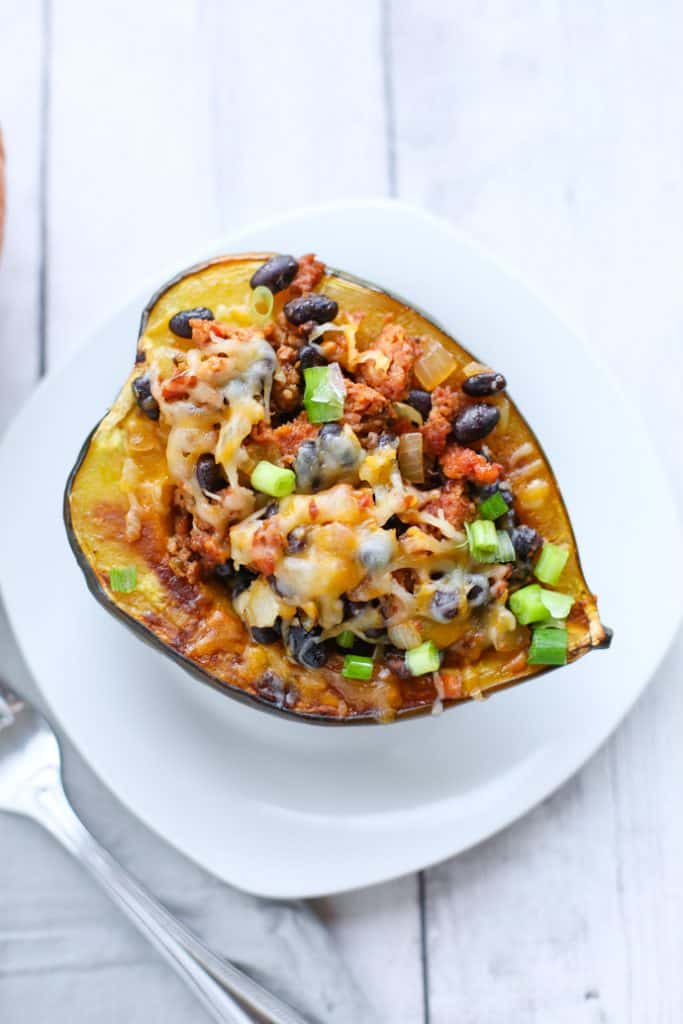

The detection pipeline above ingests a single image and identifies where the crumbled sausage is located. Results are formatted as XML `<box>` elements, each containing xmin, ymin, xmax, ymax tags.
<box><xmin>440</xmin><ymin>443</ymin><xmax>502</xmax><ymax>485</ymax></box>
<box><xmin>251</xmin><ymin>413</ymin><xmax>318</xmax><ymax>465</ymax></box>
<box><xmin>289</xmin><ymin>253</ymin><xmax>325</xmax><ymax>295</ymax></box>
<box><xmin>250</xmin><ymin>519</ymin><xmax>285</xmax><ymax>576</ymax></box>
<box><xmin>357</xmin><ymin>322</ymin><xmax>418</xmax><ymax>401</ymax></box>
<box><xmin>342</xmin><ymin>380</ymin><xmax>391</xmax><ymax>438</ymax></box>
<box><xmin>421</xmin><ymin>479</ymin><xmax>474</xmax><ymax>531</ymax></box>
<box><xmin>421</xmin><ymin>385</ymin><xmax>462</xmax><ymax>456</ymax></box>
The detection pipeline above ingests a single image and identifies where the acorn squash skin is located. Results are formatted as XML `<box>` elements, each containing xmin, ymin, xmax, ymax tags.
<box><xmin>64</xmin><ymin>254</ymin><xmax>610</xmax><ymax>725</ymax></box>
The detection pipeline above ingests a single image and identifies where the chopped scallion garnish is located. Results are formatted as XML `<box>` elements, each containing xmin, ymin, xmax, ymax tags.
<box><xmin>527</xmin><ymin>625</ymin><xmax>568</xmax><ymax>665</ymax></box>
<box><xmin>466</xmin><ymin>521</ymin><xmax>514</xmax><ymax>563</ymax></box>
<box><xmin>250</xmin><ymin>461</ymin><xmax>296</xmax><ymax>498</ymax></box>
<box><xmin>405</xmin><ymin>640</ymin><xmax>441</xmax><ymax>676</ymax></box>
<box><xmin>478</xmin><ymin>491</ymin><xmax>509</xmax><ymax>520</ymax></box>
<box><xmin>465</xmin><ymin>519</ymin><xmax>498</xmax><ymax>559</ymax></box>
<box><xmin>109</xmin><ymin>566</ymin><xmax>138</xmax><ymax>593</ymax></box>
<box><xmin>342</xmin><ymin>654</ymin><xmax>374</xmax><ymax>680</ymax></box>
<box><xmin>509</xmin><ymin>584</ymin><xmax>574</xmax><ymax>625</ymax></box>
<box><xmin>534</xmin><ymin>542</ymin><xmax>569</xmax><ymax>585</ymax></box>
<box><xmin>508</xmin><ymin>584</ymin><xmax>550</xmax><ymax>625</ymax></box>
<box><xmin>303</xmin><ymin>364</ymin><xmax>346</xmax><ymax>423</ymax></box>
<box><xmin>337</xmin><ymin>630</ymin><xmax>355</xmax><ymax>649</ymax></box>
<box><xmin>539</xmin><ymin>589</ymin><xmax>573</xmax><ymax>620</ymax></box>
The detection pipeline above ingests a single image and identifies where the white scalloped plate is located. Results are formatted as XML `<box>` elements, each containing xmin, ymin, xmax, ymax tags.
<box><xmin>0</xmin><ymin>201</ymin><xmax>680</xmax><ymax>897</ymax></box>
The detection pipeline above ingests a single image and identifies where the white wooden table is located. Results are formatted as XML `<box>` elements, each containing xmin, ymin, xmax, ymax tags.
<box><xmin>1</xmin><ymin>3</ymin><xmax>682</xmax><ymax>1021</ymax></box>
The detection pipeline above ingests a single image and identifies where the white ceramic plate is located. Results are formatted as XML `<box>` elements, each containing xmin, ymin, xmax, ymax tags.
<box><xmin>0</xmin><ymin>201</ymin><xmax>680</xmax><ymax>898</ymax></box>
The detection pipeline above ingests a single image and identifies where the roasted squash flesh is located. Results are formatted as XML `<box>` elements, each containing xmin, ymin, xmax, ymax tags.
<box><xmin>65</xmin><ymin>254</ymin><xmax>608</xmax><ymax>723</ymax></box>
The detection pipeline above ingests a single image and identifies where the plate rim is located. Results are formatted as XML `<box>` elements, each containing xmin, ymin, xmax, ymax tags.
<box><xmin>1</xmin><ymin>198</ymin><xmax>681</xmax><ymax>897</ymax></box>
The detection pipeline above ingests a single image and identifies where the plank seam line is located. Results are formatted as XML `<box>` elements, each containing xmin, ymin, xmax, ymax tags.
<box><xmin>38</xmin><ymin>0</ymin><xmax>52</xmax><ymax>378</ymax></box>
<box><xmin>381</xmin><ymin>0</ymin><xmax>397</xmax><ymax>197</ymax></box>
<box><xmin>418</xmin><ymin>871</ymin><xmax>431</xmax><ymax>1024</ymax></box>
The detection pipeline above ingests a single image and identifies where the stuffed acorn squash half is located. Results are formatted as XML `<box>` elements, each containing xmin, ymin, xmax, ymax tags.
<box><xmin>65</xmin><ymin>252</ymin><xmax>610</xmax><ymax>723</ymax></box>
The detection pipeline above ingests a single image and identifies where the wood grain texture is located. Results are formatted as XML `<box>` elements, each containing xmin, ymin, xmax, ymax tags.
<box><xmin>1</xmin><ymin>0</ymin><xmax>682</xmax><ymax>1021</ymax></box>
<box><xmin>0</xmin><ymin>0</ymin><xmax>43</xmax><ymax>429</ymax></box>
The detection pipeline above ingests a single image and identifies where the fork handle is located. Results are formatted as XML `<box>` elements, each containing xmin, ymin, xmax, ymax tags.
<box><xmin>24</xmin><ymin>768</ymin><xmax>310</xmax><ymax>1024</ymax></box>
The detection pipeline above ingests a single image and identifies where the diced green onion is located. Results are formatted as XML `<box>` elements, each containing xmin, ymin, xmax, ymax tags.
<box><xmin>527</xmin><ymin>625</ymin><xmax>568</xmax><ymax>665</ymax></box>
<box><xmin>109</xmin><ymin>566</ymin><xmax>138</xmax><ymax>593</ymax></box>
<box><xmin>249</xmin><ymin>285</ymin><xmax>274</xmax><ymax>323</ymax></box>
<box><xmin>534</xmin><ymin>542</ymin><xmax>569</xmax><ymax>585</ymax></box>
<box><xmin>342</xmin><ymin>654</ymin><xmax>374</xmax><ymax>680</ymax></box>
<box><xmin>303</xmin><ymin>363</ymin><xmax>346</xmax><ymax>423</ymax></box>
<box><xmin>509</xmin><ymin>584</ymin><xmax>574</xmax><ymax>625</ymax></box>
<box><xmin>465</xmin><ymin>519</ymin><xmax>498</xmax><ymax>558</ymax></box>
<box><xmin>539</xmin><ymin>589</ymin><xmax>573</xmax><ymax>620</ymax></box>
<box><xmin>479</xmin><ymin>491</ymin><xmax>509</xmax><ymax>520</ymax></box>
<box><xmin>250</xmin><ymin>460</ymin><xmax>296</xmax><ymax>497</ymax></box>
<box><xmin>337</xmin><ymin>630</ymin><xmax>355</xmax><ymax>649</ymax></box>
<box><xmin>509</xmin><ymin>584</ymin><xmax>550</xmax><ymax>625</ymax></box>
<box><xmin>405</xmin><ymin>640</ymin><xmax>441</xmax><ymax>676</ymax></box>
<box><xmin>466</xmin><ymin>521</ymin><xmax>514</xmax><ymax>563</ymax></box>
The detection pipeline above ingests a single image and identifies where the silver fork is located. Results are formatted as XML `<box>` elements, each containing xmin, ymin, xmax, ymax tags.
<box><xmin>0</xmin><ymin>679</ymin><xmax>312</xmax><ymax>1024</ymax></box>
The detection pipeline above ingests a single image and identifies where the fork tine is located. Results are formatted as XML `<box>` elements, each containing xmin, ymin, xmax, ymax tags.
<box><xmin>0</xmin><ymin>677</ymin><xmax>26</xmax><ymax>713</ymax></box>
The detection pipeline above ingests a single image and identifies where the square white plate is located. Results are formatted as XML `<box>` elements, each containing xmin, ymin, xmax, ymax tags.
<box><xmin>0</xmin><ymin>200</ymin><xmax>680</xmax><ymax>897</ymax></box>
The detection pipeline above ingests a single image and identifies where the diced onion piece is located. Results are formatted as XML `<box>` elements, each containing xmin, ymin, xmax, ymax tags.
<box><xmin>342</xmin><ymin>655</ymin><xmax>374</xmax><ymax>680</ymax></box>
<box><xmin>249</xmin><ymin>285</ymin><xmax>274</xmax><ymax>323</ymax></box>
<box><xmin>534</xmin><ymin>543</ymin><xmax>569</xmax><ymax>585</ymax></box>
<box><xmin>109</xmin><ymin>566</ymin><xmax>137</xmax><ymax>593</ymax></box>
<box><xmin>398</xmin><ymin>432</ymin><xmax>424</xmax><ymax>483</ymax></box>
<box><xmin>405</xmin><ymin>640</ymin><xmax>441</xmax><ymax>676</ymax></box>
<box><xmin>393</xmin><ymin>401</ymin><xmax>424</xmax><ymax>427</ymax></box>
<box><xmin>528</xmin><ymin>625</ymin><xmax>568</xmax><ymax>666</ymax></box>
<box><xmin>414</xmin><ymin>342</ymin><xmax>459</xmax><ymax>389</ymax></box>
<box><xmin>250</xmin><ymin>460</ymin><xmax>296</xmax><ymax>497</ymax></box>
<box><xmin>388</xmin><ymin>621</ymin><xmax>422</xmax><ymax>650</ymax></box>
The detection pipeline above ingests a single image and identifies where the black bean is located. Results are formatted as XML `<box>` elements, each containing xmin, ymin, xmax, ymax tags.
<box><xmin>407</xmin><ymin>389</ymin><xmax>432</xmax><ymax>419</ymax></box>
<box><xmin>319</xmin><ymin>421</ymin><xmax>343</xmax><ymax>438</ymax></box>
<box><xmin>383</xmin><ymin>514</ymin><xmax>409</xmax><ymax>536</ymax></box>
<box><xmin>135</xmin><ymin>348</ymin><xmax>146</xmax><ymax>364</ymax></box>
<box><xmin>168</xmin><ymin>307</ymin><xmax>214</xmax><ymax>339</ymax></box>
<box><xmin>299</xmin><ymin>343</ymin><xmax>327</xmax><ymax>370</ymax></box>
<box><xmin>231</xmin><ymin>567</ymin><xmax>257</xmax><ymax>599</ymax></box>
<box><xmin>510</xmin><ymin>525</ymin><xmax>542</xmax><ymax>561</ymax></box>
<box><xmin>431</xmin><ymin>590</ymin><xmax>460</xmax><ymax>622</ymax></box>
<box><xmin>462</xmin><ymin>371</ymin><xmax>507</xmax><ymax>397</ymax></box>
<box><xmin>251</xmin><ymin>622</ymin><xmax>281</xmax><ymax>645</ymax></box>
<box><xmin>465</xmin><ymin>573</ymin><xmax>490</xmax><ymax>608</ymax></box>
<box><xmin>214</xmin><ymin>559</ymin><xmax>235</xmax><ymax>580</ymax></box>
<box><xmin>284</xmin><ymin>294</ymin><xmax>339</xmax><ymax>326</ymax></box>
<box><xmin>453</xmin><ymin>404</ymin><xmax>500</xmax><ymax>444</ymax></box>
<box><xmin>286</xmin><ymin>526</ymin><xmax>307</xmax><ymax>553</ymax></box>
<box><xmin>287</xmin><ymin>625</ymin><xmax>328</xmax><ymax>669</ymax></box>
<box><xmin>262</xmin><ymin>501</ymin><xmax>279</xmax><ymax>518</ymax></box>
<box><xmin>131</xmin><ymin>375</ymin><xmax>160</xmax><ymax>420</ymax></box>
<box><xmin>196</xmin><ymin>453</ymin><xmax>228</xmax><ymax>493</ymax></box>
<box><xmin>250</xmin><ymin>254</ymin><xmax>299</xmax><ymax>293</ymax></box>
